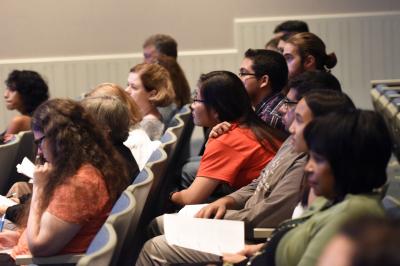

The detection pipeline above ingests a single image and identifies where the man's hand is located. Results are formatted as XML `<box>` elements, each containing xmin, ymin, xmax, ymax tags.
<box><xmin>195</xmin><ymin>196</ymin><xmax>235</xmax><ymax>219</ymax></box>
<box><xmin>209</xmin><ymin>122</ymin><xmax>232</xmax><ymax>138</ymax></box>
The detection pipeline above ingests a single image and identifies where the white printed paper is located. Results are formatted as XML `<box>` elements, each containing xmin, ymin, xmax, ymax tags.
<box><xmin>0</xmin><ymin>196</ymin><xmax>18</xmax><ymax>207</ymax></box>
<box><xmin>178</xmin><ymin>204</ymin><xmax>208</xmax><ymax>217</ymax></box>
<box><xmin>16</xmin><ymin>157</ymin><xmax>35</xmax><ymax>179</ymax></box>
<box><xmin>164</xmin><ymin>214</ymin><xmax>244</xmax><ymax>255</ymax></box>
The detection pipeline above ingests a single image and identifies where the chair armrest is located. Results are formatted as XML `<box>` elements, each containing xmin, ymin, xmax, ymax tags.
<box><xmin>253</xmin><ymin>228</ymin><xmax>274</xmax><ymax>239</ymax></box>
<box><xmin>15</xmin><ymin>253</ymin><xmax>84</xmax><ymax>265</ymax></box>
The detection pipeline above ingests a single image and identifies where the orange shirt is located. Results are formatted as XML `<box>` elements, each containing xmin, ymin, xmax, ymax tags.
<box><xmin>197</xmin><ymin>123</ymin><xmax>281</xmax><ymax>189</ymax></box>
<box><xmin>12</xmin><ymin>164</ymin><xmax>111</xmax><ymax>258</ymax></box>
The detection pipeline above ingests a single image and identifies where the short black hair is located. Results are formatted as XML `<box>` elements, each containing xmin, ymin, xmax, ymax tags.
<box><xmin>244</xmin><ymin>49</ymin><xmax>288</xmax><ymax>93</ymax></box>
<box><xmin>289</xmin><ymin>71</ymin><xmax>342</xmax><ymax>101</ymax></box>
<box><xmin>304</xmin><ymin>110</ymin><xmax>391</xmax><ymax>199</ymax></box>
<box><xmin>5</xmin><ymin>70</ymin><xmax>49</xmax><ymax>115</ymax></box>
<box><xmin>274</xmin><ymin>20</ymin><xmax>309</xmax><ymax>34</ymax></box>
<box><xmin>143</xmin><ymin>34</ymin><xmax>178</xmax><ymax>59</ymax></box>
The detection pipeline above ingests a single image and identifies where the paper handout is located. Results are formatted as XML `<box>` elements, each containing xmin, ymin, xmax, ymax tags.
<box><xmin>164</xmin><ymin>213</ymin><xmax>245</xmax><ymax>256</ymax></box>
<box><xmin>177</xmin><ymin>204</ymin><xmax>208</xmax><ymax>217</ymax></box>
<box><xmin>0</xmin><ymin>195</ymin><xmax>18</xmax><ymax>208</ymax></box>
<box><xmin>16</xmin><ymin>157</ymin><xmax>35</xmax><ymax>179</ymax></box>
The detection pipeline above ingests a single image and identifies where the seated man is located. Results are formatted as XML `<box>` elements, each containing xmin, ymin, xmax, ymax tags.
<box><xmin>136</xmin><ymin>71</ymin><xmax>346</xmax><ymax>265</ymax></box>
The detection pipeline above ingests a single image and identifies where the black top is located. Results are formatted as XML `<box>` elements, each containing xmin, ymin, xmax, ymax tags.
<box><xmin>114</xmin><ymin>142</ymin><xmax>140</xmax><ymax>184</ymax></box>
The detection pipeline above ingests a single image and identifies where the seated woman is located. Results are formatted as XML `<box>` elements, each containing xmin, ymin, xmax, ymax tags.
<box><xmin>81</xmin><ymin>95</ymin><xmax>140</xmax><ymax>182</ymax></box>
<box><xmin>126</xmin><ymin>63</ymin><xmax>175</xmax><ymax>140</ymax></box>
<box><xmin>223</xmin><ymin>110</ymin><xmax>391</xmax><ymax>266</ymax></box>
<box><xmin>170</xmin><ymin>71</ymin><xmax>285</xmax><ymax>206</ymax></box>
<box><xmin>0</xmin><ymin>99</ymin><xmax>128</xmax><ymax>263</ymax></box>
<box><xmin>85</xmin><ymin>83</ymin><xmax>160</xmax><ymax>170</ymax></box>
<box><xmin>2</xmin><ymin>70</ymin><xmax>49</xmax><ymax>141</ymax></box>
<box><xmin>1</xmin><ymin>95</ymin><xmax>140</xmax><ymax>225</ymax></box>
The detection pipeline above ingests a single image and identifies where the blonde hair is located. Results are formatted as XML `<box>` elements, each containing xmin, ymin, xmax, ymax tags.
<box><xmin>81</xmin><ymin>96</ymin><xmax>130</xmax><ymax>143</ymax></box>
<box><xmin>130</xmin><ymin>63</ymin><xmax>175</xmax><ymax>107</ymax></box>
<box><xmin>85</xmin><ymin>83</ymin><xmax>142</xmax><ymax>125</ymax></box>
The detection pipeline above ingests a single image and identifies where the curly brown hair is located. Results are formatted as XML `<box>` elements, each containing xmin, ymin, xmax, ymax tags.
<box><xmin>32</xmin><ymin>99</ymin><xmax>129</xmax><ymax>213</ymax></box>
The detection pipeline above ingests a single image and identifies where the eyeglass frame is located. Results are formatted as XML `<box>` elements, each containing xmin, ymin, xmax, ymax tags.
<box><xmin>282</xmin><ymin>97</ymin><xmax>299</xmax><ymax>109</ymax></box>
<box><xmin>238</xmin><ymin>72</ymin><xmax>258</xmax><ymax>78</ymax></box>
<box><xmin>191</xmin><ymin>91</ymin><xmax>206</xmax><ymax>104</ymax></box>
<box><xmin>34</xmin><ymin>135</ymin><xmax>46</xmax><ymax>148</ymax></box>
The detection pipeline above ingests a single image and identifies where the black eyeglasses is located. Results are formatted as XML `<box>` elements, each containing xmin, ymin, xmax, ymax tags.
<box><xmin>192</xmin><ymin>97</ymin><xmax>205</xmax><ymax>103</ymax></box>
<box><xmin>34</xmin><ymin>135</ymin><xmax>46</xmax><ymax>148</ymax></box>
<box><xmin>238</xmin><ymin>72</ymin><xmax>257</xmax><ymax>78</ymax></box>
<box><xmin>283</xmin><ymin>98</ymin><xmax>299</xmax><ymax>109</ymax></box>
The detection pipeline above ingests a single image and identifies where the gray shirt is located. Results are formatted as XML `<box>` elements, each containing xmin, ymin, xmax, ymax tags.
<box><xmin>224</xmin><ymin>136</ymin><xmax>308</xmax><ymax>238</ymax></box>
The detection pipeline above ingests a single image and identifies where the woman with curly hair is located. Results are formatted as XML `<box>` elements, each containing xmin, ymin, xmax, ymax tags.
<box><xmin>0</xmin><ymin>99</ymin><xmax>129</xmax><ymax>263</ymax></box>
<box><xmin>2</xmin><ymin>70</ymin><xmax>49</xmax><ymax>138</ymax></box>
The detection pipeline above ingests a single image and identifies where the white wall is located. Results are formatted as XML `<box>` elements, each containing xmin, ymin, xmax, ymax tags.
<box><xmin>1</xmin><ymin>0</ymin><xmax>399</xmax><ymax>59</ymax></box>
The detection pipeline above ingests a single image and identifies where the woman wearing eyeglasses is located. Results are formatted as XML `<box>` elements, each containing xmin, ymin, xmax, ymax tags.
<box><xmin>0</xmin><ymin>99</ymin><xmax>129</xmax><ymax>264</ymax></box>
<box><xmin>170</xmin><ymin>71</ymin><xmax>286</xmax><ymax>206</ymax></box>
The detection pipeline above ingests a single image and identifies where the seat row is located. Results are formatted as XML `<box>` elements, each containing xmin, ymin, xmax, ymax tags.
<box><xmin>371</xmin><ymin>79</ymin><xmax>400</xmax><ymax>161</ymax></box>
<box><xmin>0</xmin><ymin>131</ymin><xmax>36</xmax><ymax>194</ymax></box>
<box><xmin>370</xmin><ymin>79</ymin><xmax>400</xmax><ymax>219</ymax></box>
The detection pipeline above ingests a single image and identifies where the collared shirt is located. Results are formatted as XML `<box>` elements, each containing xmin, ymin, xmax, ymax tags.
<box><xmin>255</xmin><ymin>92</ymin><xmax>285</xmax><ymax>131</ymax></box>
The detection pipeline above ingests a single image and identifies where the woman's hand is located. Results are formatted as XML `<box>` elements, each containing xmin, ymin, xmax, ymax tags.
<box><xmin>0</xmin><ymin>204</ymin><xmax>8</xmax><ymax>215</ymax></box>
<box><xmin>33</xmin><ymin>162</ymin><xmax>52</xmax><ymax>187</ymax></box>
<box><xmin>209</xmin><ymin>122</ymin><xmax>232</xmax><ymax>138</ymax></box>
<box><xmin>3</xmin><ymin>134</ymin><xmax>14</xmax><ymax>143</ymax></box>
<box><xmin>222</xmin><ymin>244</ymin><xmax>265</xmax><ymax>263</ymax></box>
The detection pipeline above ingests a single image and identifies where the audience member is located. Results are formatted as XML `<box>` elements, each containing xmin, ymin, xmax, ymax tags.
<box><xmin>283</xmin><ymin>32</ymin><xmax>337</xmax><ymax>79</ymax></box>
<box><xmin>264</xmin><ymin>37</ymin><xmax>280</xmax><ymax>52</ymax></box>
<box><xmin>126</xmin><ymin>63</ymin><xmax>175</xmax><ymax>140</ymax></box>
<box><xmin>266</xmin><ymin>20</ymin><xmax>309</xmax><ymax>53</ymax></box>
<box><xmin>2</xmin><ymin>70</ymin><xmax>49</xmax><ymax>141</ymax></box>
<box><xmin>239</xmin><ymin>49</ymin><xmax>288</xmax><ymax>131</ymax></box>
<box><xmin>85</xmin><ymin>83</ymin><xmax>158</xmax><ymax>170</ymax></box>
<box><xmin>143</xmin><ymin>34</ymin><xmax>178</xmax><ymax>63</ymax></box>
<box><xmin>318</xmin><ymin>216</ymin><xmax>400</xmax><ymax>266</ymax></box>
<box><xmin>222</xmin><ymin>110</ymin><xmax>390</xmax><ymax>266</ymax></box>
<box><xmin>276</xmin><ymin>32</ymin><xmax>297</xmax><ymax>54</ymax></box>
<box><xmin>0</xmin><ymin>99</ymin><xmax>129</xmax><ymax>264</ymax></box>
<box><xmin>135</xmin><ymin>75</ymin><xmax>353</xmax><ymax>266</ymax></box>
<box><xmin>81</xmin><ymin>96</ymin><xmax>140</xmax><ymax>182</ymax></box>
<box><xmin>171</xmin><ymin>71</ymin><xmax>284</xmax><ymax>206</ymax></box>
<box><xmin>273</xmin><ymin>20</ymin><xmax>309</xmax><ymax>39</ymax></box>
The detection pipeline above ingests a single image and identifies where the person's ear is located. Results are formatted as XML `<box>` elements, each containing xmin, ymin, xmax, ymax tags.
<box><xmin>259</xmin><ymin>74</ymin><xmax>270</xmax><ymax>88</ymax></box>
<box><xmin>148</xmin><ymin>89</ymin><xmax>157</xmax><ymax>98</ymax></box>
<box><xmin>211</xmin><ymin>108</ymin><xmax>220</xmax><ymax>122</ymax></box>
<box><xmin>303</xmin><ymin>54</ymin><xmax>316</xmax><ymax>70</ymax></box>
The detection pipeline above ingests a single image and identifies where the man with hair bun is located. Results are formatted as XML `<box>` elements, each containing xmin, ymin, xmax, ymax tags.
<box><xmin>283</xmin><ymin>32</ymin><xmax>337</xmax><ymax>79</ymax></box>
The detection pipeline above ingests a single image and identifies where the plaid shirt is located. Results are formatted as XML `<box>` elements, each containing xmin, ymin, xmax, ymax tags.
<box><xmin>255</xmin><ymin>92</ymin><xmax>285</xmax><ymax>131</ymax></box>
